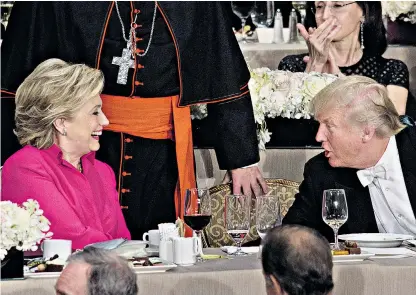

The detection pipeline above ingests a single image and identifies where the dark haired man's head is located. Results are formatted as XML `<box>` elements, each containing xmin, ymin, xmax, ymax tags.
<box><xmin>262</xmin><ymin>225</ymin><xmax>334</xmax><ymax>295</ymax></box>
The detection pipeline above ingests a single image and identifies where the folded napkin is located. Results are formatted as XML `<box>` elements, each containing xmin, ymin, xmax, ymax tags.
<box><xmin>112</xmin><ymin>241</ymin><xmax>148</xmax><ymax>258</ymax></box>
<box><xmin>362</xmin><ymin>247</ymin><xmax>416</xmax><ymax>258</ymax></box>
<box><xmin>221</xmin><ymin>246</ymin><xmax>260</xmax><ymax>255</ymax></box>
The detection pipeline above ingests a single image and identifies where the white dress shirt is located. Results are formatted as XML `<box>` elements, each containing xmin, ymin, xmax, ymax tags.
<box><xmin>356</xmin><ymin>136</ymin><xmax>416</xmax><ymax>236</ymax></box>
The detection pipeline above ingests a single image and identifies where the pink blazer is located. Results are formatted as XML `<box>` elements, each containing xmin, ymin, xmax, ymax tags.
<box><xmin>1</xmin><ymin>145</ymin><xmax>131</xmax><ymax>249</ymax></box>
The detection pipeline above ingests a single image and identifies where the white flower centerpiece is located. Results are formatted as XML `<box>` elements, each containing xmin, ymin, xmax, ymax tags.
<box><xmin>191</xmin><ymin>69</ymin><xmax>338</xmax><ymax>150</ymax></box>
<box><xmin>1</xmin><ymin>199</ymin><xmax>53</xmax><ymax>260</ymax></box>
<box><xmin>382</xmin><ymin>1</ymin><xmax>416</xmax><ymax>24</ymax></box>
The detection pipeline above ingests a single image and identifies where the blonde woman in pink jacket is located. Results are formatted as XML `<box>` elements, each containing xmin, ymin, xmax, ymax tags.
<box><xmin>2</xmin><ymin>59</ymin><xmax>131</xmax><ymax>249</ymax></box>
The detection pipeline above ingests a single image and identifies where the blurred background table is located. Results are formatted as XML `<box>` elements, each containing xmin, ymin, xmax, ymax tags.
<box><xmin>240</xmin><ymin>43</ymin><xmax>416</xmax><ymax>97</ymax></box>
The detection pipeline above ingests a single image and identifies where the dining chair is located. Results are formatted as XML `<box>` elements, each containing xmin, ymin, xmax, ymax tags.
<box><xmin>202</xmin><ymin>178</ymin><xmax>300</xmax><ymax>248</ymax></box>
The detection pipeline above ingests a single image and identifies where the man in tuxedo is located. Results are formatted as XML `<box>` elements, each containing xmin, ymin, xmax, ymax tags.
<box><xmin>283</xmin><ymin>76</ymin><xmax>416</xmax><ymax>242</ymax></box>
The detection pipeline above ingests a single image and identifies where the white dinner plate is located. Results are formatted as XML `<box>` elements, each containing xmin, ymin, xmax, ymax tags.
<box><xmin>332</xmin><ymin>251</ymin><xmax>375</xmax><ymax>263</ymax></box>
<box><xmin>25</xmin><ymin>259</ymin><xmax>176</xmax><ymax>278</ymax></box>
<box><xmin>24</xmin><ymin>271</ymin><xmax>61</xmax><ymax>279</ymax></box>
<box><xmin>132</xmin><ymin>258</ymin><xmax>176</xmax><ymax>274</ymax></box>
<box><xmin>338</xmin><ymin>233</ymin><xmax>414</xmax><ymax>248</ymax></box>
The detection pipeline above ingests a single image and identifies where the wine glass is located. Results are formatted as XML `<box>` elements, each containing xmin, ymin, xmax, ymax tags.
<box><xmin>322</xmin><ymin>189</ymin><xmax>348</xmax><ymax>250</ymax></box>
<box><xmin>183</xmin><ymin>188</ymin><xmax>212</xmax><ymax>261</ymax></box>
<box><xmin>256</xmin><ymin>194</ymin><xmax>282</xmax><ymax>241</ymax></box>
<box><xmin>251</xmin><ymin>1</ymin><xmax>275</xmax><ymax>28</ymax></box>
<box><xmin>225</xmin><ymin>194</ymin><xmax>251</xmax><ymax>256</ymax></box>
<box><xmin>292</xmin><ymin>1</ymin><xmax>307</xmax><ymax>25</ymax></box>
<box><xmin>231</xmin><ymin>1</ymin><xmax>255</xmax><ymax>43</ymax></box>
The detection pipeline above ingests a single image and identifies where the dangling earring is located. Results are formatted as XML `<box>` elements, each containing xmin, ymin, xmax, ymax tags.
<box><xmin>62</xmin><ymin>128</ymin><xmax>67</xmax><ymax>136</ymax></box>
<box><xmin>360</xmin><ymin>19</ymin><xmax>365</xmax><ymax>50</ymax></box>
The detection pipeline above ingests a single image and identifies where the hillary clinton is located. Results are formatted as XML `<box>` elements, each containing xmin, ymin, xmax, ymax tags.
<box><xmin>2</xmin><ymin>59</ymin><xmax>131</xmax><ymax>249</ymax></box>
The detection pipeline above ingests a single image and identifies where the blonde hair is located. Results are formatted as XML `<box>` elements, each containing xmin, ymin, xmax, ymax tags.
<box><xmin>311</xmin><ymin>75</ymin><xmax>405</xmax><ymax>138</ymax></box>
<box><xmin>14</xmin><ymin>58</ymin><xmax>104</xmax><ymax>148</ymax></box>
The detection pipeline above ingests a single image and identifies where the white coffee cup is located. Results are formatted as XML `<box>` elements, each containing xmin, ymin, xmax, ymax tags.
<box><xmin>42</xmin><ymin>239</ymin><xmax>72</xmax><ymax>261</ymax></box>
<box><xmin>142</xmin><ymin>229</ymin><xmax>160</xmax><ymax>248</ymax></box>
<box><xmin>170</xmin><ymin>237</ymin><xmax>199</xmax><ymax>266</ymax></box>
<box><xmin>159</xmin><ymin>239</ymin><xmax>173</xmax><ymax>263</ymax></box>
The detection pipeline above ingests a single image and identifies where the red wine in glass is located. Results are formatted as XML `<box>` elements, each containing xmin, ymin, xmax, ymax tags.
<box><xmin>184</xmin><ymin>214</ymin><xmax>212</xmax><ymax>231</ymax></box>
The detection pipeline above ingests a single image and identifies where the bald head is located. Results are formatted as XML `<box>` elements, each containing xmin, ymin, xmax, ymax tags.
<box><xmin>262</xmin><ymin>225</ymin><xmax>333</xmax><ymax>295</ymax></box>
<box><xmin>55</xmin><ymin>248</ymin><xmax>138</xmax><ymax>295</ymax></box>
<box><xmin>55</xmin><ymin>262</ymin><xmax>90</xmax><ymax>295</ymax></box>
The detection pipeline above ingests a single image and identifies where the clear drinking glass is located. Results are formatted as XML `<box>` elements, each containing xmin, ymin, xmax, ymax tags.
<box><xmin>251</xmin><ymin>1</ymin><xmax>275</xmax><ymax>28</ymax></box>
<box><xmin>225</xmin><ymin>194</ymin><xmax>251</xmax><ymax>256</ymax></box>
<box><xmin>256</xmin><ymin>194</ymin><xmax>282</xmax><ymax>241</ymax></box>
<box><xmin>322</xmin><ymin>189</ymin><xmax>348</xmax><ymax>249</ymax></box>
<box><xmin>292</xmin><ymin>1</ymin><xmax>307</xmax><ymax>24</ymax></box>
<box><xmin>231</xmin><ymin>1</ymin><xmax>255</xmax><ymax>43</ymax></box>
<box><xmin>183</xmin><ymin>188</ymin><xmax>212</xmax><ymax>261</ymax></box>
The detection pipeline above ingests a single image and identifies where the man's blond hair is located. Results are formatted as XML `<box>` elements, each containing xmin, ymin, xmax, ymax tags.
<box><xmin>311</xmin><ymin>75</ymin><xmax>405</xmax><ymax>138</ymax></box>
<box><xmin>14</xmin><ymin>58</ymin><xmax>104</xmax><ymax>148</ymax></box>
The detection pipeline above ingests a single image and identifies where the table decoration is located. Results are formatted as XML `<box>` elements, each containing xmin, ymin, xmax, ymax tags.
<box><xmin>191</xmin><ymin>69</ymin><xmax>338</xmax><ymax>150</ymax></box>
<box><xmin>1</xmin><ymin>199</ymin><xmax>52</xmax><ymax>279</ymax></box>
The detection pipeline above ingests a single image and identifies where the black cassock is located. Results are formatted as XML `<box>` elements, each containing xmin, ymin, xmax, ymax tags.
<box><xmin>1</xmin><ymin>1</ymin><xmax>259</xmax><ymax>239</ymax></box>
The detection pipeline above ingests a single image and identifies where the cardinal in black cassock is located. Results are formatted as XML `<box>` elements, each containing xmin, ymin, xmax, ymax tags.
<box><xmin>1</xmin><ymin>1</ymin><xmax>266</xmax><ymax>239</ymax></box>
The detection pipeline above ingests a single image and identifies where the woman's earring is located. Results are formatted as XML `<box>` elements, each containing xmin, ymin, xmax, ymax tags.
<box><xmin>63</xmin><ymin>128</ymin><xmax>67</xmax><ymax>136</ymax></box>
<box><xmin>360</xmin><ymin>19</ymin><xmax>365</xmax><ymax>50</ymax></box>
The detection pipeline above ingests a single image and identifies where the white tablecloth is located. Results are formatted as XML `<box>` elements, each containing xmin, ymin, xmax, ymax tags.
<box><xmin>2</xmin><ymin>249</ymin><xmax>416</xmax><ymax>295</ymax></box>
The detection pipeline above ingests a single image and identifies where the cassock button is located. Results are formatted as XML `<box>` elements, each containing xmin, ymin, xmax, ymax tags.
<box><xmin>135</xmin><ymin>49</ymin><xmax>145</xmax><ymax>54</ymax></box>
<box><xmin>135</xmin><ymin>37</ymin><xmax>143</xmax><ymax>42</ymax></box>
<box><xmin>124</xmin><ymin>155</ymin><xmax>133</xmax><ymax>160</ymax></box>
<box><xmin>134</xmin><ymin>9</ymin><xmax>141</xmax><ymax>14</ymax></box>
<box><xmin>125</xmin><ymin>138</ymin><xmax>133</xmax><ymax>143</ymax></box>
<box><xmin>134</xmin><ymin>81</ymin><xmax>144</xmax><ymax>86</ymax></box>
<box><xmin>121</xmin><ymin>188</ymin><xmax>130</xmax><ymax>193</ymax></box>
<box><xmin>137</xmin><ymin>64</ymin><xmax>144</xmax><ymax>69</ymax></box>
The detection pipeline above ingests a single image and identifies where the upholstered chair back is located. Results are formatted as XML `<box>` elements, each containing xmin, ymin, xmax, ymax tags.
<box><xmin>202</xmin><ymin>179</ymin><xmax>299</xmax><ymax>248</ymax></box>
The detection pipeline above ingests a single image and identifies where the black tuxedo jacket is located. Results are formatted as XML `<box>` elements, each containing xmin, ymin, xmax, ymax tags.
<box><xmin>283</xmin><ymin>126</ymin><xmax>416</xmax><ymax>242</ymax></box>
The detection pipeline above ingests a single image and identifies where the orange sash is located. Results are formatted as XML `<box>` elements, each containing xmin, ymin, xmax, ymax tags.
<box><xmin>101</xmin><ymin>94</ymin><xmax>196</xmax><ymax>225</ymax></box>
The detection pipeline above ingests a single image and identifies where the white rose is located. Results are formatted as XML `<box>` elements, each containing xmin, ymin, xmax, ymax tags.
<box><xmin>270</xmin><ymin>90</ymin><xmax>288</xmax><ymax>108</ymax></box>
<box><xmin>259</xmin><ymin>83</ymin><xmax>273</xmax><ymax>99</ymax></box>
<box><xmin>14</xmin><ymin>207</ymin><xmax>31</xmax><ymax>230</ymax></box>
<box><xmin>302</xmin><ymin>75</ymin><xmax>329</xmax><ymax>100</ymax></box>
<box><xmin>272</xmin><ymin>71</ymin><xmax>291</xmax><ymax>88</ymax></box>
<box><xmin>395</xmin><ymin>1</ymin><xmax>414</xmax><ymax>14</ymax></box>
